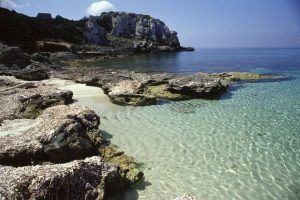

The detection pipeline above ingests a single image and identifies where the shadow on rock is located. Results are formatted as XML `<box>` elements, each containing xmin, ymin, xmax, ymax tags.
<box><xmin>107</xmin><ymin>178</ymin><xmax>152</xmax><ymax>200</ymax></box>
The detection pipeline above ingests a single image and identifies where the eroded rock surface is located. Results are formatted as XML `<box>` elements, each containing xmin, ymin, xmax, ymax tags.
<box><xmin>0</xmin><ymin>104</ymin><xmax>143</xmax><ymax>188</ymax></box>
<box><xmin>85</xmin><ymin>16</ymin><xmax>108</xmax><ymax>45</ymax></box>
<box><xmin>14</xmin><ymin>64</ymin><xmax>49</xmax><ymax>81</ymax></box>
<box><xmin>108</xmin><ymin>80</ymin><xmax>156</xmax><ymax>106</ymax></box>
<box><xmin>52</xmin><ymin>67</ymin><xmax>229</xmax><ymax>106</ymax></box>
<box><xmin>0</xmin><ymin>156</ymin><xmax>125</xmax><ymax>200</ymax></box>
<box><xmin>0</xmin><ymin>105</ymin><xmax>100</xmax><ymax>166</ymax></box>
<box><xmin>166</xmin><ymin>73</ymin><xmax>227</xmax><ymax>98</ymax></box>
<box><xmin>0</xmin><ymin>76</ymin><xmax>73</xmax><ymax>123</ymax></box>
<box><xmin>0</xmin><ymin>43</ymin><xmax>31</xmax><ymax>68</ymax></box>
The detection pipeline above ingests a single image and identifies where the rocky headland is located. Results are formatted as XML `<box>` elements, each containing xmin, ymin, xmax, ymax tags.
<box><xmin>0</xmin><ymin>7</ymin><xmax>193</xmax><ymax>54</ymax></box>
<box><xmin>0</xmin><ymin>7</ymin><xmax>288</xmax><ymax>199</ymax></box>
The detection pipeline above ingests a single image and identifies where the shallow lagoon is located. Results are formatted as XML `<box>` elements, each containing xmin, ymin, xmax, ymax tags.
<box><xmin>62</xmin><ymin>49</ymin><xmax>300</xmax><ymax>200</ymax></box>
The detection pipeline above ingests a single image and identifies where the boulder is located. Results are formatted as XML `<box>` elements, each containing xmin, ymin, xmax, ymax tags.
<box><xmin>0</xmin><ymin>105</ymin><xmax>100</xmax><ymax>166</ymax></box>
<box><xmin>166</xmin><ymin>73</ymin><xmax>227</xmax><ymax>98</ymax></box>
<box><xmin>0</xmin><ymin>156</ymin><xmax>125</xmax><ymax>200</ymax></box>
<box><xmin>0</xmin><ymin>43</ymin><xmax>31</xmax><ymax>68</ymax></box>
<box><xmin>108</xmin><ymin>80</ymin><xmax>156</xmax><ymax>106</ymax></box>
<box><xmin>14</xmin><ymin>65</ymin><xmax>49</xmax><ymax>81</ymax></box>
<box><xmin>31</xmin><ymin>53</ymin><xmax>50</xmax><ymax>63</ymax></box>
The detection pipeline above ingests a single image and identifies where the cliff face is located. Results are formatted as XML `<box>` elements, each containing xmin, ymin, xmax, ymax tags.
<box><xmin>96</xmin><ymin>12</ymin><xmax>181</xmax><ymax>48</ymax></box>
<box><xmin>0</xmin><ymin>8</ymin><xmax>183</xmax><ymax>52</ymax></box>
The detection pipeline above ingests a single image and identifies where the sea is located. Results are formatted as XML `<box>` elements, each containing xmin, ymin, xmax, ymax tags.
<box><xmin>60</xmin><ymin>48</ymin><xmax>300</xmax><ymax>200</ymax></box>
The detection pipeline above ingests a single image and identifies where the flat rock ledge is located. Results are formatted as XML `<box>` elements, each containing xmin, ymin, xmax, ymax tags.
<box><xmin>53</xmin><ymin>68</ymin><xmax>229</xmax><ymax>106</ymax></box>
<box><xmin>0</xmin><ymin>104</ymin><xmax>143</xmax><ymax>199</ymax></box>
<box><xmin>0</xmin><ymin>76</ymin><xmax>73</xmax><ymax>124</ymax></box>
<box><xmin>0</xmin><ymin>156</ymin><xmax>124</xmax><ymax>200</ymax></box>
<box><xmin>53</xmin><ymin>66</ymin><xmax>287</xmax><ymax>106</ymax></box>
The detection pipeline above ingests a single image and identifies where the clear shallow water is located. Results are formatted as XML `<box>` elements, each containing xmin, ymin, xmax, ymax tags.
<box><xmin>64</xmin><ymin>49</ymin><xmax>300</xmax><ymax>200</ymax></box>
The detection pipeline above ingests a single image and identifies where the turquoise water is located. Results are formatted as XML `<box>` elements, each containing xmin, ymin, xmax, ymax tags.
<box><xmin>70</xmin><ymin>49</ymin><xmax>300</xmax><ymax>200</ymax></box>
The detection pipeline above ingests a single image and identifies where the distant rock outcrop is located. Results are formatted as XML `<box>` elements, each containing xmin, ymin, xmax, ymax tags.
<box><xmin>36</xmin><ymin>13</ymin><xmax>52</xmax><ymax>19</ymax></box>
<box><xmin>84</xmin><ymin>16</ymin><xmax>108</xmax><ymax>45</ymax></box>
<box><xmin>93</xmin><ymin>12</ymin><xmax>181</xmax><ymax>49</ymax></box>
<box><xmin>0</xmin><ymin>7</ymin><xmax>185</xmax><ymax>52</ymax></box>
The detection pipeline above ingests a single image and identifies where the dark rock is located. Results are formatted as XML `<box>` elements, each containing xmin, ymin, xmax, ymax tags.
<box><xmin>14</xmin><ymin>65</ymin><xmax>49</xmax><ymax>81</ymax></box>
<box><xmin>31</xmin><ymin>53</ymin><xmax>50</xmax><ymax>63</ymax></box>
<box><xmin>182</xmin><ymin>47</ymin><xmax>195</xmax><ymax>51</ymax></box>
<box><xmin>0</xmin><ymin>43</ymin><xmax>31</xmax><ymax>68</ymax></box>
<box><xmin>36</xmin><ymin>13</ymin><xmax>52</xmax><ymax>19</ymax></box>
<box><xmin>37</xmin><ymin>41</ymin><xmax>72</xmax><ymax>52</ymax></box>
<box><xmin>0</xmin><ymin>156</ymin><xmax>126</xmax><ymax>200</ymax></box>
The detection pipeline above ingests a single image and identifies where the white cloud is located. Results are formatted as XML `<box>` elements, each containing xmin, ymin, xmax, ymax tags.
<box><xmin>0</xmin><ymin>0</ymin><xmax>30</xmax><ymax>9</ymax></box>
<box><xmin>87</xmin><ymin>1</ymin><xmax>115</xmax><ymax>16</ymax></box>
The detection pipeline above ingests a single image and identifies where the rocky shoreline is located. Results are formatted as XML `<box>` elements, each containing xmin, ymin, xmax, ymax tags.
<box><xmin>0</xmin><ymin>39</ymin><xmax>288</xmax><ymax>199</ymax></box>
<box><xmin>0</xmin><ymin>8</ymin><xmax>290</xmax><ymax>199</ymax></box>
<box><xmin>0</xmin><ymin>78</ymin><xmax>143</xmax><ymax>199</ymax></box>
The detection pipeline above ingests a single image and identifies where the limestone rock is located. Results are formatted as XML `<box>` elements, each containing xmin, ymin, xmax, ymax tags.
<box><xmin>166</xmin><ymin>73</ymin><xmax>227</xmax><ymax>98</ymax></box>
<box><xmin>108</xmin><ymin>80</ymin><xmax>156</xmax><ymax>106</ymax></box>
<box><xmin>0</xmin><ymin>105</ymin><xmax>101</xmax><ymax>166</ymax></box>
<box><xmin>0</xmin><ymin>77</ymin><xmax>73</xmax><ymax>123</ymax></box>
<box><xmin>111</xmin><ymin>13</ymin><xmax>136</xmax><ymax>38</ymax></box>
<box><xmin>0</xmin><ymin>156</ymin><xmax>125</xmax><ymax>200</ymax></box>
<box><xmin>97</xmin><ymin>12</ymin><xmax>181</xmax><ymax>49</ymax></box>
<box><xmin>0</xmin><ymin>43</ymin><xmax>31</xmax><ymax>68</ymax></box>
<box><xmin>85</xmin><ymin>16</ymin><xmax>108</xmax><ymax>45</ymax></box>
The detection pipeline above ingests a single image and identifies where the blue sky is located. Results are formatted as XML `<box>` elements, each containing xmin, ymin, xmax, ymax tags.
<box><xmin>1</xmin><ymin>0</ymin><xmax>300</xmax><ymax>48</ymax></box>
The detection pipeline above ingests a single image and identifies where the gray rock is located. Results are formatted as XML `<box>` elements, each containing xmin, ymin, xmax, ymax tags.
<box><xmin>111</xmin><ymin>13</ymin><xmax>136</xmax><ymax>37</ymax></box>
<box><xmin>0</xmin><ymin>77</ymin><xmax>73</xmax><ymax>123</ymax></box>
<box><xmin>0</xmin><ymin>105</ymin><xmax>100</xmax><ymax>166</ymax></box>
<box><xmin>0</xmin><ymin>156</ymin><xmax>125</xmax><ymax>200</ymax></box>
<box><xmin>14</xmin><ymin>65</ymin><xmax>49</xmax><ymax>81</ymax></box>
<box><xmin>156</xmin><ymin>45</ymin><xmax>173</xmax><ymax>52</ymax></box>
<box><xmin>97</xmin><ymin>12</ymin><xmax>181</xmax><ymax>49</ymax></box>
<box><xmin>108</xmin><ymin>80</ymin><xmax>157</xmax><ymax>106</ymax></box>
<box><xmin>85</xmin><ymin>16</ymin><xmax>108</xmax><ymax>45</ymax></box>
<box><xmin>166</xmin><ymin>73</ymin><xmax>227</xmax><ymax>98</ymax></box>
<box><xmin>0</xmin><ymin>43</ymin><xmax>31</xmax><ymax>68</ymax></box>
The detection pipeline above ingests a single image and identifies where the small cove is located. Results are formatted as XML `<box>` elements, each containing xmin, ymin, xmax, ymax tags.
<box><xmin>58</xmin><ymin>49</ymin><xmax>300</xmax><ymax>200</ymax></box>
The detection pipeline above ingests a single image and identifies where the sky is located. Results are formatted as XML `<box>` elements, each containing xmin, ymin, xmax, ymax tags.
<box><xmin>1</xmin><ymin>0</ymin><xmax>300</xmax><ymax>48</ymax></box>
